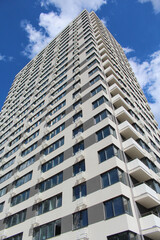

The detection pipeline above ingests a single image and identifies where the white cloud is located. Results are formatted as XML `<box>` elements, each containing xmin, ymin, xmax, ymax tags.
<box><xmin>129</xmin><ymin>50</ymin><xmax>160</xmax><ymax>126</ymax></box>
<box><xmin>123</xmin><ymin>47</ymin><xmax>134</xmax><ymax>55</ymax></box>
<box><xmin>0</xmin><ymin>53</ymin><xmax>13</xmax><ymax>62</ymax></box>
<box><xmin>138</xmin><ymin>0</ymin><xmax>160</xmax><ymax>13</ymax></box>
<box><xmin>22</xmin><ymin>0</ymin><xmax>107</xmax><ymax>58</ymax></box>
<box><xmin>0</xmin><ymin>54</ymin><xmax>5</xmax><ymax>61</ymax></box>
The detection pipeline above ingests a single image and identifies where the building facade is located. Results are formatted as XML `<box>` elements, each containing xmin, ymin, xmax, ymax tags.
<box><xmin>0</xmin><ymin>9</ymin><xmax>160</xmax><ymax>240</ymax></box>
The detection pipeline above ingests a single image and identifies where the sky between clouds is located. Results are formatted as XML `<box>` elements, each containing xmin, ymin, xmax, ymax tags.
<box><xmin>0</xmin><ymin>0</ymin><xmax>160</xmax><ymax>126</ymax></box>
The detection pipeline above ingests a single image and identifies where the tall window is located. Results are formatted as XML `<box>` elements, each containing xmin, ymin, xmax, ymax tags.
<box><xmin>73</xmin><ymin>125</ymin><xmax>83</xmax><ymax>138</ymax></box>
<box><xmin>104</xmin><ymin>196</ymin><xmax>132</xmax><ymax>219</ymax></box>
<box><xmin>73</xmin><ymin>183</ymin><xmax>87</xmax><ymax>200</ymax></box>
<box><xmin>73</xmin><ymin>160</ymin><xmax>85</xmax><ymax>176</ymax></box>
<box><xmin>73</xmin><ymin>209</ymin><xmax>88</xmax><ymax>230</ymax></box>
<box><xmin>73</xmin><ymin>141</ymin><xmax>84</xmax><ymax>155</ymax></box>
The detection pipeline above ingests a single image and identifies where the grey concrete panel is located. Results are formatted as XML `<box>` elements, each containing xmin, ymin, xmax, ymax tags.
<box><xmin>88</xmin><ymin>203</ymin><xmax>104</xmax><ymax>225</ymax></box>
<box><xmin>61</xmin><ymin>214</ymin><xmax>73</xmax><ymax>233</ymax></box>
<box><xmin>63</xmin><ymin>166</ymin><xmax>73</xmax><ymax>181</ymax></box>
<box><xmin>87</xmin><ymin>175</ymin><xmax>101</xmax><ymax>195</ymax></box>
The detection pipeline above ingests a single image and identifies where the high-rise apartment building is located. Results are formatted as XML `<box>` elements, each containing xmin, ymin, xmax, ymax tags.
<box><xmin>0</xmin><ymin>9</ymin><xmax>160</xmax><ymax>240</ymax></box>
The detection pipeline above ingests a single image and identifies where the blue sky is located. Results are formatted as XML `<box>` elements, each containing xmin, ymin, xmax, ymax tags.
<box><xmin>0</xmin><ymin>0</ymin><xmax>160</xmax><ymax>125</ymax></box>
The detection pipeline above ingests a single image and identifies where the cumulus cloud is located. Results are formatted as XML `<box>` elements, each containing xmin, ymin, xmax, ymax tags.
<box><xmin>22</xmin><ymin>0</ymin><xmax>107</xmax><ymax>58</ymax></box>
<box><xmin>138</xmin><ymin>0</ymin><xmax>160</xmax><ymax>14</ymax></box>
<box><xmin>123</xmin><ymin>47</ymin><xmax>134</xmax><ymax>55</ymax></box>
<box><xmin>129</xmin><ymin>50</ymin><xmax>160</xmax><ymax>126</ymax></box>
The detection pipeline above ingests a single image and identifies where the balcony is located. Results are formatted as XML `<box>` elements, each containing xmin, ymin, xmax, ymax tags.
<box><xmin>106</xmin><ymin>74</ymin><xmax>121</xmax><ymax>88</ymax></box>
<box><xmin>123</xmin><ymin>138</ymin><xmax>145</xmax><ymax>159</ymax></box>
<box><xmin>112</xmin><ymin>94</ymin><xmax>130</xmax><ymax>110</ymax></box>
<box><xmin>115</xmin><ymin>106</ymin><xmax>135</xmax><ymax>124</ymax></box>
<box><xmin>133</xmin><ymin>183</ymin><xmax>160</xmax><ymax>208</ymax></box>
<box><xmin>118</xmin><ymin>121</ymin><xmax>139</xmax><ymax>140</ymax></box>
<box><xmin>128</xmin><ymin>158</ymin><xmax>152</xmax><ymax>181</ymax></box>
<box><xmin>140</xmin><ymin>214</ymin><xmax>160</xmax><ymax>240</ymax></box>
<box><xmin>109</xmin><ymin>83</ymin><xmax>125</xmax><ymax>99</ymax></box>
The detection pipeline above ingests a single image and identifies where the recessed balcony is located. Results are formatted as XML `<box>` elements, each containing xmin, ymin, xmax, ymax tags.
<box><xmin>123</xmin><ymin>138</ymin><xmax>145</xmax><ymax>159</ymax></box>
<box><xmin>118</xmin><ymin>121</ymin><xmax>140</xmax><ymax>140</ymax></box>
<box><xmin>128</xmin><ymin>158</ymin><xmax>152</xmax><ymax>181</ymax></box>
<box><xmin>140</xmin><ymin>214</ymin><xmax>160</xmax><ymax>240</ymax></box>
<box><xmin>133</xmin><ymin>183</ymin><xmax>160</xmax><ymax>208</ymax></box>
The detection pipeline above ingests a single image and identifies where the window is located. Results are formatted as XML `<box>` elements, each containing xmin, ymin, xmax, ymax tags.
<box><xmin>73</xmin><ymin>89</ymin><xmax>81</xmax><ymax>99</ymax></box>
<box><xmin>47</xmin><ymin>111</ymin><xmax>65</xmax><ymax>127</ymax></box>
<box><xmin>6</xmin><ymin>145</ymin><xmax>19</xmax><ymax>158</ymax></box>
<box><xmin>0</xmin><ymin>202</ymin><xmax>4</xmax><ymax>212</ymax></box>
<box><xmin>98</xmin><ymin>144</ymin><xmax>122</xmax><ymax>163</ymax></box>
<box><xmin>73</xmin><ymin>125</ymin><xmax>83</xmax><ymax>138</ymax></box>
<box><xmin>21</xmin><ymin>142</ymin><xmax>37</xmax><ymax>157</ymax></box>
<box><xmin>6</xmin><ymin>209</ymin><xmax>26</xmax><ymax>228</ymax></box>
<box><xmin>41</xmin><ymin>153</ymin><xmax>63</xmax><ymax>173</ymax></box>
<box><xmin>33</xmin><ymin>219</ymin><xmax>61</xmax><ymax>240</ymax></box>
<box><xmin>45</xmin><ymin>123</ymin><xmax>65</xmax><ymax>141</ymax></box>
<box><xmin>73</xmin><ymin>209</ymin><xmax>88</xmax><ymax>230</ymax></box>
<box><xmin>15</xmin><ymin>172</ymin><xmax>32</xmax><ymax>188</ymax></box>
<box><xmin>86</xmin><ymin>47</ymin><xmax>96</xmax><ymax>55</ymax></box>
<box><xmin>11</xmin><ymin>189</ymin><xmax>30</xmax><ymax>206</ymax></box>
<box><xmin>101</xmin><ymin>168</ymin><xmax>127</xmax><ymax>188</ymax></box>
<box><xmin>88</xmin><ymin>59</ymin><xmax>100</xmax><ymax>69</ymax></box>
<box><xmin>94</xmin><ymin>109</ymin><xmax>112</xmax><ymax>124</ymax></box>
<box><xmin>48</xmin><ymin>101</ymin><xmax>66</xmax><ymax>116</ymax></box>
<box><xmin>37</xmin><ymin>193</ymin><xmax>62</xmax><ymax>215</ymax></box>
<box><xmin>104</xmin><ymin>196</ymin><xmax>132</xmax><ymax>219</ymax></box>
<box><xmin>73</xmin><ymin>99</ymin><xmax>82</xmax><ymax>109</ymax></box>
<box><xmin>73</xmin><ymin>111</ymin><xmax>82</xmax><ymax>122</ymax></box>
<box><xmin>4</xmin><ymin>233</ymin><xmax>23</xmax><ymax>240</ymax></box>
<box><xmin>107</xmin><ymin>231</ymin><xmax>138</xmax><ymax>240</ymax></box>
<box><xmin>1</xmin><ymin>157</ymin><xmax>15</xmax><ymax>171</ymax></box>
<box><xmin>92</xmin><ymin>96</ymin><xmax>109</xmax><ymax>109</ymax></box>
<box><xmin>96</xmin><ymin>125</ymin><xmax>116</xmax><ymax>141</ymax></box>
<box><xmin>73</xmin><ymin>183</ymin><xmax>87</xmax><ymax>200</ymax></box>
<box><xmin>73</xmin><ymin>160</ymin><xmax>85</xmax><ymax>176</ymax></box>
<box><xmin>88</xmin><ymin>66</ymin><xmax>101</xmax><ymax>76</ymax></box>
<box><xmin>39</xmin><ymin>172</ymin><xmax>63</xmax><ymax>192</ymax></box>
<box><xmin>43</xmin><ymin>137</ymin><xmax>64</xmax><ymax>156</ymax></box>
<box><xmin>73</xmin><ymin>141</ymin><xmax>84</xmax><ymax>155</ymax></box>
<box><xmin>26</xmin><ymin>119</ymin><xmax>41</xmax><ymax>133</ymax></box>
<box><xmin>24</xmin><ymin>130</ymin><xmax>39</xmax><ymax>144</ymax></box>
<box><xmin>0</xmin><ymin>170</ymin><xmax>13</xmax><ymax>184</ymax></box>
<box><xmin>0</xmin><ymin>186</ymin><xmax>7</xmax><ymax>197</ymax></box>
<box><xmin>91</xmin><ymin>85</ymin><xmax>105</xmax><ymax>96</ymax></box>
<box><xmin>18</xmin><ymin>156</ymin><xmax>35</xmax><ymax>171</ymax></box>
